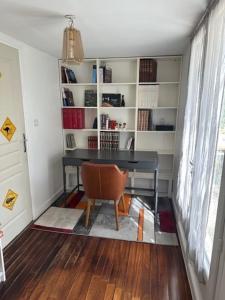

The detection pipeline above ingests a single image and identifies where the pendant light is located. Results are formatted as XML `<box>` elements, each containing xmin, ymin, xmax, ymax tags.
<box><xmin>62</xmin><ymin>15</ymin><xmax>84</xmax><ymax>64</ymax></box>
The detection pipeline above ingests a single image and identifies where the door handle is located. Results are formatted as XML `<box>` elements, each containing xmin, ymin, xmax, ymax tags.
<box><xmin>23</xmin><ymin>133</ymin><xmax>27</xmax><ymax>153</ymax></box>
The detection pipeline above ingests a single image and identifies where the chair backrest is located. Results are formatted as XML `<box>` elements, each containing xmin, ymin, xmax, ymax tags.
<box><xmin>81</xmin><ymin>162</ymin><xmax>126</xmax><ymax>200</ymax></box>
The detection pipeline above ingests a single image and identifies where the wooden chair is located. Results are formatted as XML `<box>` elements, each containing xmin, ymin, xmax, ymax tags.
<box><xmin>81</xmin><ymin>163</ymin><xmax>128</xmax><ymax>230</ymax></box>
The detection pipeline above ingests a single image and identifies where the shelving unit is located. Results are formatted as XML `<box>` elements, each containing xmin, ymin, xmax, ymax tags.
<box><xmin>59</xmin><ymin>56</ymin><xmax>181</xmax><ymax>196</ymax></box>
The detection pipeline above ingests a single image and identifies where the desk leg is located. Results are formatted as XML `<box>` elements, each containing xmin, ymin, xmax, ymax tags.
<box><xmin>154</xmin><ymin>169</ymin><xmax>159</xmax><ymax>217</ymax></box>
<box><xmin>63</xmin><ymin>165</ymin><xmax>66</xmax><ymax>193</ymax></box>
<box><xmin>77</xmin><ymin>166</ymin><xmax>80</xmax><ymax>191</ymax></box>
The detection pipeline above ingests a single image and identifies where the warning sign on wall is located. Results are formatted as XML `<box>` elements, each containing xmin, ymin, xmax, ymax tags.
<box><xmin>0</xmin><ymin>117</ymin><xmax>16</xmax><ymax>141</ymax></box>
<box><xmin>2</xmin><ymin>189</ymin><xmax>18</xmax><ymax>210</ymax></box>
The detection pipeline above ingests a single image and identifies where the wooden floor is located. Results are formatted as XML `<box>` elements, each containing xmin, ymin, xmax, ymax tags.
<box><xmin>0</xmin><ymin>228</ymin><xmax>192</xmax><ymax>300</ymax></box>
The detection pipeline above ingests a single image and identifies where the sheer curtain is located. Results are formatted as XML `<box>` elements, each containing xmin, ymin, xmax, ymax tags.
<box><xmin>176</xmin><ymin>0</ymin><xmax>225</xmax><ymax>281</ymax></box>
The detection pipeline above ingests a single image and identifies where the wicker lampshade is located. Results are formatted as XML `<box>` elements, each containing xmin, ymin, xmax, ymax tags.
<box><xmin>62</xmin><ymin>15</ymin><xmax>84</xmax><ymax>64</ymax></box>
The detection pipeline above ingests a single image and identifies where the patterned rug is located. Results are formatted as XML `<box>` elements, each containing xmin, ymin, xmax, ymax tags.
<box><xmin>32</xmin><ymin>192</ymin><xmax>178</xmax><ymax>246</ymax></box>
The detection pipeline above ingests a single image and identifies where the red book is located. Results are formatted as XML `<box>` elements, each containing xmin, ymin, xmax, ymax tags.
<box><xmin>77</xmin><ymin>108</ymin><xmax>85</xmax><ymax>129</ymax></box>
<box><xmin>62</xmin><ymin>108</ymin><xmax>73</xmax><ymax>129</ymax></box>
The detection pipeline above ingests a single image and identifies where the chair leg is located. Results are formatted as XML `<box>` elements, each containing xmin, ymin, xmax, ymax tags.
<box><xmin>121</xmin><ymin>194</ymin><xmax>126</xmax><ymax>213</ymax></box>
<box><xmin>91</xmin><ymin>199</ymin><xmax>96</xmax><ymax>212</ymax></box>
<box><xmin>85</xmin><ymin>199</ymin><xmax>92</xmax><ymax>228</ymax></box>
<box><xmin>114</xmin><ymin>201</ymin><xmax>119</xmax><ymax>231</ymax></box>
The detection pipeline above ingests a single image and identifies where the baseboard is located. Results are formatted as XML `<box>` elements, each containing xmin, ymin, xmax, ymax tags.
<box><xmin>173</xmin><ymin>204</ymin><xmax>203</xmax><ymax>300</ymax></box>
<box><xmin>32</xmin><ymin>187</ymin><xmax>63</xmax><ymax>219</ymax></box>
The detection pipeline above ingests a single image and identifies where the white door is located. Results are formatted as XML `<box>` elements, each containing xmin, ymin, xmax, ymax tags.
<box><xmin>0</xmin><ymin>42</ymin><xmax>32</xmax><ymax>247</ymax></box>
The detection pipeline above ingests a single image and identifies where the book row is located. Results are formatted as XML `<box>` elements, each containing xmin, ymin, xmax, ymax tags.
<box><xmin>63</xmin><ymin>108</ymin><xmax>85</xmax><ymax>129</ymax></box>
<box><xmin>88</xmin><ymin>136</ymin><xmax>98</xmax><ymax>149</ymax></box>
<box><xmin>139</xmin><ymin>59</ymin><xmax>157</xmax><ymax>82</ymax></box>
<box><xmin>137</xmin><ymin>109</ymin><xmax>153</xmax><ymax>131</ymax></box>
<box><xmin>100</xmin><ymin>132</ymin><xmax>120</xmax><ymax>151</ymax></box>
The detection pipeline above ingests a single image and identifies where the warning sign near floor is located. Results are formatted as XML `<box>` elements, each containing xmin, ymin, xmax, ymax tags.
<box><xmin>0</xmin><ymin>117</ymin><xmax>16</xmax><ymax>141</ymax></box>
<box><xmin>2</xmin><ymin>189</ymin><xmax>18</xmax><ymax>210</ymax></box>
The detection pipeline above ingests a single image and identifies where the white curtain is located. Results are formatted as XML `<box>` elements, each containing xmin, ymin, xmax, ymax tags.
<box><xmin>176</xmin><ymin>0</ymin><xmax>225</xmax><ymax>281</ymax></box>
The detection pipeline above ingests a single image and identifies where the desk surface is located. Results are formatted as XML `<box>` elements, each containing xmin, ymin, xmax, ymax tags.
<box><xmin>63</xmin><ymin>149</ymin><xmax>158</xmax><ymax>170</ymax></box>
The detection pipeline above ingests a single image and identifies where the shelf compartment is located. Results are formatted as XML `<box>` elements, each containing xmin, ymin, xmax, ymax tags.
<box><xmin>100</xmin><ymin>109</ymin><xmax>136</xmax><ymax>131</ymax></box>
<box><xmin>64</xmin><ymin>129</ymin><xmax>98</xmax><ymax>132</ymax></box>
<box><xmin>62</xmin><ymin>106</ymin><xmax>97</xmax><ymax>109</ymax></box>
<box><xmin>137</xmin><ymin>131</ymin><xmax>175</xmax><ymax>133</ymax></box>
<box><xmin>61</xmin><ymin>60</ymin><xmax>97</xmax><ymax>84</ymax></box>
<box><xmin>100</xmin><ymin>107</ymin><xmax>136</xmax><ymax>109</ymax></box>
<box><xmin>61</xmin><ymin>85</ymin><xmax>97</xmax><ymax>107</ymax></box>
<box><xmin>136</xmin><ymin>131</ymin><xmax>175</xmax><ymax>155</ymax></box>
<box><xmin>100</xmin><ymin>83</ymin><xmax>136</xmax><ymax>86</ymax></box>
<box><xmin>64</xmin><ymin>130</ymin><xmax>98</xmax><ymax>149</ymax></box>
<box><xmin>99</xmin><ymin>59</ymin><xmax>137</xmax><ymax>83</ymax></box>
<box><xmin>156</xmin><ymin>57</ymin><xmax>181</xmax><ymax>82</ymax></box>
<box><xmin>139</xmin><ymin>82</ymin><xmax>179</xmax><ymax>85</ymax></box>
<box><xmin>62</xmin><ymin>83</ymin><xmax>97</xmax><ymax>86</ymax></box>
<box><xmin>100</xmin><ymin>129</ymin><xmax>135</xmax><ymax>132</ymax></box>
<box><xmin>99</xmin><ymin>83</ymin><xmax>136</xmax><ymax>107</ymax></box>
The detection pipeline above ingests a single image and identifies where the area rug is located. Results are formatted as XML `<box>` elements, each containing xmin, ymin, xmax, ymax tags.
<box><xmin>33</xmin><ymin>207</ymin><xmax>84</xmax><ymax>233</ymax></box>
<box><xmin>159</xmin><ymin>210</ymin><xmax>176</xmax><ymax>233</ymax></box>
<box><xmin>32</xmin><ymin>192</ymin><xmax>178</xmax><ymax>246</ymax></box>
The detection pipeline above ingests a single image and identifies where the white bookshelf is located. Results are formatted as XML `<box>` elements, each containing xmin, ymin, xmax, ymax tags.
<box><xmin>59</xmin><ymin>56</ymin><xmax>181</xmax><ymax>196</ymax></box>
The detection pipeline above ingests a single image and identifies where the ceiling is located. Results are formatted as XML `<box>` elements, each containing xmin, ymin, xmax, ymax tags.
<box><xmin>0</xmin><ymin>0</ymin><xmax>209</xmax><ymax>58</ymax></box>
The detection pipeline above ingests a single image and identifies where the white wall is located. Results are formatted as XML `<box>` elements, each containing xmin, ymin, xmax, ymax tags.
<box><xmin>0</xmin><ymin>32</ymin><xmax>64</xmax><ymax>219</ymax></box>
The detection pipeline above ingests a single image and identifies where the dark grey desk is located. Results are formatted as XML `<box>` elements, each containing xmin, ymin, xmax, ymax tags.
<box><xmin>63</xmin><ymin>149</ymin><xmax>159</xmax><ymax>214</ymax></box>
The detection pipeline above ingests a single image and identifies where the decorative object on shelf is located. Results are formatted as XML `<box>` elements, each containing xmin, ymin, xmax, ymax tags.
<box><xmin>61</xmin><ymin>66</ymin><xmax>77</xmax><ymax>83</ymax></box>
<box><xmin>139</xmin><ymin>58</ymin><xmax>157</xmax><ymax>82</ymax></box>
<box><xmin>121</xmin><ymin>95</ymin><xmax>125</xmax><ymax>107</ymax></box>
<box><xmin>101</xmin><ymin>114</ymin><xmax>125</xmax><ymax>130</ymax></box>
<box><xmin>138</xmin><ymin>85</ymin><xmax>159</xmax><ymax>108</ymax></box>
<box><xmin>100</xmin><ymin>132</ymin><xmax>119</xmax><ymax>150</ymax></box>
<box><xmin>88</xmin><ymin>136</ymin><xmax>98</xmax><ymax>149</ymax></box>
<box><xmin>126</xmin><ymin>137</ymin><xmax>134</xmax><ymax>150</ymax></box>
<box><xmin>62</xmin><ymin>15</ymin><xmax>84</xmax><ymax>65</ymax></box>
<box><xmin>62</xmin><ymin>88</ymin><xmax>74</xmax><ymax>106</ymax></box>
<box><xmin>92</xmin><ymin>117</ymin><xmax>97</xmax><ymax>129</ymax></box>
<box><xmin>66</xmin><ymin>133</ymin><xmax>76</xmax><ymax>149</ymax></box>
<box><xmin>63</xmin><ymin>108</ymin><xmax>85</xmax><ymax>129</ymax></box>
<box><xmin>102</xmin><ymin>93</ymin><xmax>121</xmax><ymax>107</ymax></box>
<box><xmin>155</xmin><ymin>125</ymin><xmax>175</xmax><ymax>131</ymax></box>
<box><xmin>92</xmin><ymin>65</ymin><xmax>97</xmax><ymax>83</ymax></box>
<box><xmin>84</xmin><ymin>90</ymin><xmax>97</xmax><ymax>107</ymax></box>
<box><xmin>137</xmin><ymin>109</ymin><xmax>153</xmax><ymax>131</ymax></box>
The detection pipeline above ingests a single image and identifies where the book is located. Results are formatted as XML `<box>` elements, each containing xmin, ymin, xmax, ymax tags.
<box><xmin>61</xmin><ymin>66</ymin><xmax>77</xmax><ymax>83</ymax></box>
<box><xmin>126</xmin><ymin>137</ymin><xmax>134</xmax><ymax>150</ymax></box>
<box><xmin>66</xmin><ymin>134</ymin><xmax>76</xmax><ymax>149</ymax></box>
<box><xmin>138</xmin><ymin>85</ymin><xmax>159</xmax><ymax>108</ymax></box>
<box><xmin>104</xmin><ymin>66</ymin><xmax>112</xmax><ymax>83</ymax></box>
<box><xmin>88</xmin><ymin>136</ymin><xmax>98</xmax><ymax>149</ymax></box>
<box><xmin>137</xmin><ymin>109</ymin><xmax>153</xmax><ymax>131</ymax></box>
<box><xmin>100</xmin><ymin>131</ymin><xmax>119</xmax><ymax>151</ymax></box>
<box><xmin>99</xmin><ymin>67</ymin><xmax>104</xmax><ymax>83</ymax></box>
<box><xmin>63</xmin><ymin>88</ymin><xmax>74</xmax><ymax>106</ymax></box>
<box><xmin>62</xmin><ymin>108</ymin><xmax>85</xmax><ymax>129</ymax></box>
<box><xmin>66</xmin><ymin>68</ymin><xmax>77</xmax><ymax>83</ymax></box>
<box><xmin>92</xmin><ymin>65</ymin><xmax>97</xmax><ymax>83</ymax></box>
<box><xmin>61</xmin><ymin>66</ymin><xmax>67</xmax><ymax>83</ymax></box>
<box><xmin>84</xmin><ymin>90</ymin><xmax>97</xmax><ymax>107</ymax></box>
<box><xmin>139</xmin><ymin>59</ymin><xmax>157</xmax><ymax>82</ymax></box>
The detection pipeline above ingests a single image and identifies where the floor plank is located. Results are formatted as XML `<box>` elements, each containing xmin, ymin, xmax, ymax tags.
<box><xmin>0</xmin><ymin>228</ymin><xmax>192</xmax><ymax>300</ymax></box>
